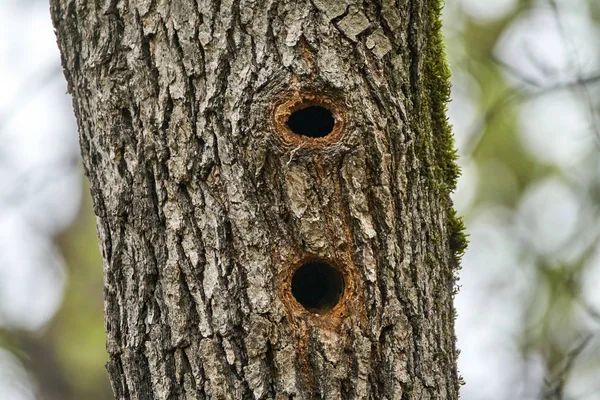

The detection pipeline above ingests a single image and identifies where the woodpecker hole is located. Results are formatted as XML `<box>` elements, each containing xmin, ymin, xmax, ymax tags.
<box><xmin>291</xmin><ymin>261</ymin><xmax>344</xmax><ymax>313</ymax></box>
<box><xmin>286</xmin><ymin>105</ymin><xmax>335</xmax><ymax>138</ymax></box>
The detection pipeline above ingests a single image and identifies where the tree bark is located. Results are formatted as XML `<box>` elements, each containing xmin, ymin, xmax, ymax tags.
<box><xmin>50</xmin><ymin>0</ymin><xmax>466</xmax><ymax>398</ymax></box>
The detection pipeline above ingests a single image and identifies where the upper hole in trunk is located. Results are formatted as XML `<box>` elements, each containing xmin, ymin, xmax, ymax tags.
<box><xmin>291</xmin><ymin>261</ymin><xmax>344</xmax><ymax>313</ymax></box>
<box><xmin>286</xmin><ymin>106</ymin><xmax>335</xmax><ymax>138</ymax></box>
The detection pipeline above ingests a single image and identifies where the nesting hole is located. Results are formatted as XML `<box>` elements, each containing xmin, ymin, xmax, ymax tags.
<box><xmin>286</xmin><ymin>105</ymin><xmax>335</xmax><ymax>138</ymax></box>
<box><xmin>291</xmin><ymin>261</ymin><xmax>344</xmax><ymax>313</ymax></box>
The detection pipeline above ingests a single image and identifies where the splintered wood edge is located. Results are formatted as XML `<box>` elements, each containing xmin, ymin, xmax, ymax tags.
<box><xmin>276</xmin><ymin>253</ymin><xmax>363</xmax><ymax>333</ymax></box>
<box><xmin>272</xmin><ymin>92</ymin><xmax>346</xmax><ymax>148</ymax></box>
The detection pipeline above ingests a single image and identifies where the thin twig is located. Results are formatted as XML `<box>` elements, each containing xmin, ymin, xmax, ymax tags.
<box><xmin>540</xmin><ymin>335</ymin><xmax>593</xmax><ymax>399</ymax></box>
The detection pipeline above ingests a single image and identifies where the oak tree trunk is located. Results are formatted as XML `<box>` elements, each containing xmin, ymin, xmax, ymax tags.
<box><xmin>51</xmin><ymin>0</ymin><xmax>466</xmax><ymax>398</ymax></box>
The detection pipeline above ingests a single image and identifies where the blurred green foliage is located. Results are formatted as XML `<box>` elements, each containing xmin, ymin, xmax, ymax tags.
<box><xmin>53</xmin><ymin>180</ymin><xmax>111</xmax><ymax>399</ymax></box>
<box><xmin>445</xmin><ymin>0</ymin><xmax>600</xmax><ymax>397</ymax></box>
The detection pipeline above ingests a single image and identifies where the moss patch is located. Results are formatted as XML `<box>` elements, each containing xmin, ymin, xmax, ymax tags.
<box><xmin>425</xmin><ymin>0</ymin><xmax>460</xmax><ymax>192</ymax></box>
<box><xmin>424</xmin><ymin>0</ymin><xmax>468</xmax><ymax>270</ymax></box>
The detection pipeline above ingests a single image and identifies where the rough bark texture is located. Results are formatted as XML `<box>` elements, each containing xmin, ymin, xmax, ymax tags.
<box><xmin>51</xmin><ymin>0</ymin><xmax>466</xmax><ymax>398</ymax></box>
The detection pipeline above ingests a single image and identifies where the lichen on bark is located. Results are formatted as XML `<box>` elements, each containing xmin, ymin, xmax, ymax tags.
<box><xmin>51</xmin><ymin>0</ymin><xmax>466</xmax><ymax>398</ymax></box>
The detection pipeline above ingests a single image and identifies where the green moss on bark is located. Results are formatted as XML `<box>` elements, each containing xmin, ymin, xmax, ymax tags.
<box><xmin>424</xmin><ymin>0</ymin><xmax>468</xmax><ymax>269</ymax></box>
<box><xmin>425</xmin><ymin>0</ymin><xmax>459</xmax><ymax>192</ymax></box>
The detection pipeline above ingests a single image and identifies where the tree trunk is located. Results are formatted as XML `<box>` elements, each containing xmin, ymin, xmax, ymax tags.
<box><xmin>50</xmin><ymin>0</ymin><xmax>466</xmax><ymax>398</ymax></box>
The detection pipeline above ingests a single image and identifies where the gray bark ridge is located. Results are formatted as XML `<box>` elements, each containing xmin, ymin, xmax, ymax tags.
<box><xmin>51</xmin><ymin>0</ymin><xmax>465</xmax><ymax>398</ymax></box>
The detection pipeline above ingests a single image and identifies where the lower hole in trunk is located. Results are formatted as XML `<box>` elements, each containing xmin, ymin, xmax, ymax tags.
<box><xmin>291</xmin><ymin>261</ymin><xmax>344</xmax><ymax>313</ymax></box>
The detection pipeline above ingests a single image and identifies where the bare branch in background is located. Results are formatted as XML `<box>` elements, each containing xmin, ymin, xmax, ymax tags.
<box><xmin>460</xmin><ymin>0</ymin><xmax>600</xmax><ymax>159</ymax></box>
<box><xmin>547</xmin><ymin>0</ymin><xmax>600</xmax><ymax>143</ymax></box>
<box><xmin>539</xmin><ymin>335</ymin><xmax>593</xmax><ymax>400</ymax></box>
<box><xmin>463</xmin><ymin>68</ymin><xmax>600</xmax><ymax>159</ymax></box>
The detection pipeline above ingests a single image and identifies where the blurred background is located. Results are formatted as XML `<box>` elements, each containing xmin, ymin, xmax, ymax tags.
<box><xmin>0</xmin><ymin>0</ymin><xmax>599</xmax><ymax>398</ymax></box>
